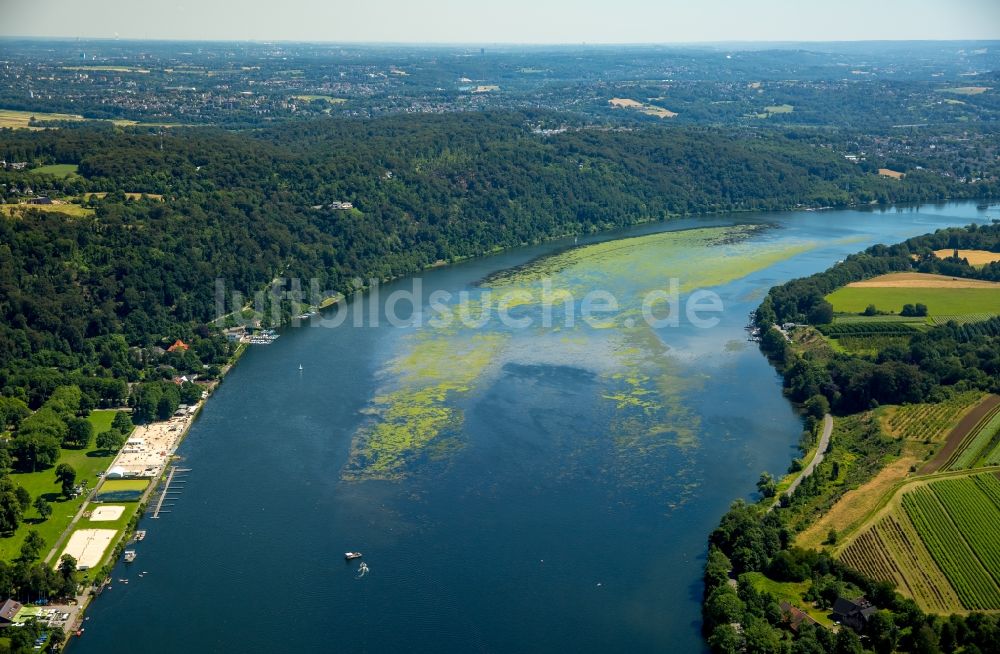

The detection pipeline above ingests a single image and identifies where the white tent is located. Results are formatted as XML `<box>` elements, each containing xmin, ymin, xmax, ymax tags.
<box><xmin>106</xmin><ymin>466</ymin><xmax>126</xmax><ymax>479</ymax></box>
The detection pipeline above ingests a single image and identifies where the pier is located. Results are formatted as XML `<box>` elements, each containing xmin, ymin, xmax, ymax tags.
<box><xmin>151</xmin><ymin>466</ymin><xmax>191</xmax><ymax>518</ymax></box>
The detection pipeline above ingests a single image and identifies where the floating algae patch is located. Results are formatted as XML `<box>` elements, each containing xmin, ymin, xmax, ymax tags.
<box><xmin>482</xmin><ymin>225</ymin><xmax>816</xmax><ymax>328</ymax></box>
<box><xmin>344</xmin><ymin>332</ymin><xmax>507</xmax><ymax>480</ymax></box>
<box><xmin>604</xmin><ymin>324</ymin><xmax>705</xmax><ymax>455</ymax></box>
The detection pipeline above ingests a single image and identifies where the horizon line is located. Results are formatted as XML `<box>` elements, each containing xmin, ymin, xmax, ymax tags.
<box><xmin>1</xmin><ymin>35</ymin><xmax>999</xmax><ymax>47</ymax></box>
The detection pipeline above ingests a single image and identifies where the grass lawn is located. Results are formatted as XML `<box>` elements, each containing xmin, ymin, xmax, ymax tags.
<box><xmin>87</xmin><ymin>410</ymin><xmax>119</xmax><ymax>435</ymax></box>
<box><xmin>0</xmin><ymin>447</ymin><xmax>115</xmax><ymax>561</ymax></box>
<box><xmin>743</xmin><ymin>572</ymin><xmax>835</xmax><ymax>627</ymax></box>
<box><xmin>826</xmin><ymin>287</ymin><xmax>1000</xmax><ymax>316</ymax></box>
<box><xmin>28</xmin><ymin>163</ymin><xmax>79</xmax><ymax>177</ymax></box>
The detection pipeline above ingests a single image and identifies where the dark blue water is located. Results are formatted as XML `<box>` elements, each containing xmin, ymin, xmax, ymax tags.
<box><xmin>72</xmin><ymin>202</ymin><xmax>993</xmax><ymax>653</ymax></box>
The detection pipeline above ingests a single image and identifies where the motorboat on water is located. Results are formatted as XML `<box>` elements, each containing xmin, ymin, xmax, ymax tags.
<box><xmin>344</xmin><ymin>552</ymin><xmax>363</xmax><ymax>561</ymax></box>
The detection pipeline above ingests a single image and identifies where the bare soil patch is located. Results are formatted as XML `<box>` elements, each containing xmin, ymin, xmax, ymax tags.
<box><xmin>847</xmin><ymin>272</ymin><xmax>1000</xmax><ymax>289</ymax></box>
<box><xmin>922</xmin><ymin>395</ymin><xmax>1000</xmax><ymax>474</ymax></box>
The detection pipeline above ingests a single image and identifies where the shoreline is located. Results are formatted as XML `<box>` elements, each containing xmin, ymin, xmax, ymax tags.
<box><xmin>58</xmin><ymin>343</ymin><xmax>248</xmax><ymax>647</ymax></box>
<box><xmin>61</xmin><ymin>199</ymin><xmax>991</xmax><ymax>647</ymax></box>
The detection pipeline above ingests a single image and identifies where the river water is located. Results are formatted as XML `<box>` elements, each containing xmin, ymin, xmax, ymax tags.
<box><xmin>73</xmin><ymin>202</ymin><xmax>992</xmax><ymax>653</ymax></box>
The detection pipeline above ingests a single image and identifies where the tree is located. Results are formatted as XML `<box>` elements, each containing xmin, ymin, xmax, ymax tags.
<box><xmin>33</xmin><ymin>496</ymin><xmax>52</xmax><ymax>521</ymax></box>
<box><xmin>704</xmin><ymin>547</ymin><xmax>733</xmax><ymax>592</ymax></box>
<box><xmin>833</xmin><ymin>622</ymin><xmax>864</xmax><ymax>654</ymax></box>
<box><xmin>57</xmin><ymin>553</ymin><xmax>78</xmax><ymax>598</ymax></box>
<box><xmin>0</xmin><ymin>479</ymin><xmax>23</xmax><ymax>534</ymax></box>
<box><xmin>55</xmin><ymin>463</ymin><xmax>77</xmax><ymax>497</ymax></box>
<box><xmin>703</xmin><ymin>585</ymin><xmax>745</xmax><ymax>633</ymax></box>
<box><xmin>756</xmin><ymin>472</ymin><xmax>777</xmax><ymax>499</ymax></box>
<box><xmin>111</xmin><ymin>411</ymin><xmax>133</xmax><ymax>434</ymax></box>
<box><xmin>867</xmin><ymin>610</ymin><xmax>900</xmax><ymax>654</ymax></box>
<box><xmin>65</xmin><ymin>416</ymin><xmax>94</xmax><ymax>448</ymax></box>
<box><xmin>96</xmin><ymin>428</ymin><xmax>126</xmax><ymax>454</ymax></box>
<box><xmin>863</xmin><ymin>304</ymin><xmax>878</xmax><ymax>316</ymax></box>
<box><xmin>708</xmin><ymin>624</ymin><xmax>743</xmax><ymax>654</ymax></box>
<box><xmin>804</xmin><ymin>394</ymin><xmax>830</xmax><ymax>420</ymax></box>
<box><xmin>0</xmin><ymin>397</ymin><xmax>30</xmax><ymax>430</ymax></box>
<box><xmin>808</xmin><ymin>300</ymin><xmax>834</xmax><ymax>325</ymax></box>
<box><xmin>18</xmin><ymin>529</ymin><xmax>45</xmax><ymax>562</ymax></box>
<box><xmin>825</xmin><ymin>528</ymin><xmax>838</xmax><ymax>545</ymax></box>
<box><xmin>14</xmin><ymin>485</ymin><xmax>30</xmax><ymax>511</ymax></box>
<box><xmin>49</xmin><ymin>626</ymin><xmax>67</xmax><ymax>650</ymax></box>
<box><xmin>742</xmin><ymin>617</ymin><xmax>782</xmax><ymax>654</ymax></box>
<box><xmin>10</xmin><ymin>431</ymin><xmax>61</xmax><ymax>472</ymax></box>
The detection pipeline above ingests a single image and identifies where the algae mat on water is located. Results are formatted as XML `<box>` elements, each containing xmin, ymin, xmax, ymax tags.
<box><xmin>343</xmin><ymin>225</ymin><xmax>816</xmax><ymax>481</ymax></box>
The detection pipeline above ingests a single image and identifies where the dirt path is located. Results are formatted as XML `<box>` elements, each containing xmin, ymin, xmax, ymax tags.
<box><xmin>921</xmin><ymin>394</ymin><xmax>1000</xmax><ymax>474</ymax></box>
<box><xmin>770</xmin><ymin>414</ymin><xmax>833</xmax><ymax>512</ymax></box>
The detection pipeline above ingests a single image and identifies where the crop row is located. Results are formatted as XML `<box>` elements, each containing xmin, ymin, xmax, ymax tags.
<box><xmin>835</xmin><ymin>335</ymin><xmax>912</xmax><ymax>355</ymax></box>
<box><xmin>972</xmin><ymin>473</ymin><xmax>1000</xmax><ymax>509</ymax></box>
<box><xmin>952</xmin><ymin>316</ymin><xmax>1000</xmax><ymax>341</ymax></box>
<box><xmin>929</xmin><ymin>477</ymin><xmax>1000</xmax><ymax>588</ymax></box>
<box><xmin>882</xmin><ymin>392</ymin><xmax>983</xmax><ymax>442</ymax></box>
<box><xmin>877</xmin><ymin>514</ymin><xmax>961</xmax><ymax>612</ymax></box>
<box><xmin>930</xmin><ymin>313</ymin><xmax>998</xmax><ymax>326</ymax></box>
<box><xmin>840</xmin><ymin>527</ymin><xmax>902</xmax><ymax>587</ymax></box>
<box><xmin>819</xmin><ymin>322</ymin><xmax>923</xmax><ymax>337</ymax></box>
<box><xmin>947</xmin><ymin>406</ymin><xmax>1000</xmax><ymax>470</ymax></box>
<box><xmin>902</xmin><ymin>486</ymin><xmax>1000</xmax><ymax>610</ymax></box>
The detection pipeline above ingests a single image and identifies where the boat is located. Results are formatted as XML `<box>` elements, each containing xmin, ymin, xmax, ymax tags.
<box><xmin>298</xmin><ymin>364</ymin><xmax>303</xmax><ymax>371</ymax></box>
<box><xmin>344</xmin><ymin>552</ymin><xmax>363</xmax><ymax>561</ymax></box>
<box><xmin>123</xmin><ymin>550</ymin><xmax>137</xmax><ymax>563</ymax></box>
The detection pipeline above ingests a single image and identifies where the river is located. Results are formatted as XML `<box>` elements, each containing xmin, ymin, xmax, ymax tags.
<box><xmin>73</xmin><ymin>202</ymin><xmax>993</xmax><ymax>653</ymax></box>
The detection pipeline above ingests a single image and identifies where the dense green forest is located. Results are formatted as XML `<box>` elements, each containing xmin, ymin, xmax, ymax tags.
<box><xmin>3</xmin><ymin>114</ymin><xmax>991</xmax><ymax>410</ymax></box>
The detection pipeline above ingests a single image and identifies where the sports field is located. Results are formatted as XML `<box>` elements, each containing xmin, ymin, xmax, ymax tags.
<box><xmin>62</xmin><ymin>529</ymin><xmax>117</xmax><ymax>569</ymax></box>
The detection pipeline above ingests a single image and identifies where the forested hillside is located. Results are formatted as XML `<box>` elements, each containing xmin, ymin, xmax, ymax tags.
<box><xmin>0</xmin><ymin>113</ymin><xmax>992</xmax><ymax>412</ymax></box>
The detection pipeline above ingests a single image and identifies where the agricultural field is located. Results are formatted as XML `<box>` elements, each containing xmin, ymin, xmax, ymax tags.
<box><xmin>832</xmin><ymin>314</ymin><xmax>928</xmax><ymax>324</ymax></box>
<box><xmin>840</xmin><ymin>512</ymin><xmax>961</xmax><ymax>613</ymax></box>
<box><xmin>818</xmin><ymin>320</ymin><xmax>924</xmax><ymax>355</ymax></box>
<box><xmin>1</xmin><ymin>203</ymin><xmax>94</xmax><ymax>218</ymax></box>
<box><xmin>930</xmin><ymin>313</ymin><xmax>998</xmax><ymax>325</ymax></box>
<box><xmin>901</xmin><ymin>477</ymin><xmax>1000</xmax><ymax>610</ymax></box>
<box><xmin>826</xmin><ymin>273</ymin><xmax>1000</xmax><ymax>316</ymax></box>
<box><xmin>28</xmin><ymin>163</ymin><xmax>79</xmax><ymax>177</ymax></box>
<box><xmin>933</xmin><ymin>249</ymin><xmax>1000</xmax><ymax>267</ymax></box>
<box><xmin>0</xmin><ymin>108</ymin><xmax>86</xmax><ymax>129</ymax></box>
<box><xmin>945</xmin><ymin>404</ymin><xmax>1000</xmax><ymax>470</ymax></box>
<box><xmin>880</xmin><ymin>392</ymin><xmax>985</xmax><ymax>442</ymax></box>
<box><xmin>830</xmin><ymin>334</ymin><xmax>911</xmax><ymax>355</ymax></box>
<box><xmin>608</xmin><ymin>98</ymin><xmax>678</xmax><ymax>118</ymax></box>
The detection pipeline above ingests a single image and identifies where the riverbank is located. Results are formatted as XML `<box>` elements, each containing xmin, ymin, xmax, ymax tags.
<box><xmin>53</xmin><ymin>344</ymin><xmax>248</xmax><ymax>647</ymax></box>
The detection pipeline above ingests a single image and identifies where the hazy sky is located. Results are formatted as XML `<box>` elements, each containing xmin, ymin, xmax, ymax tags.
<box><xmin>1</xmin><ymin>0</ymin><xmax>998</xmax><ymax>43</ymax></box>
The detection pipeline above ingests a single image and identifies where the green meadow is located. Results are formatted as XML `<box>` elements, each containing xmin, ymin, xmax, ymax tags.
<box><xmin>826</xmin><ymin>287</ymin><xmax>1000</xmax><ymax>316</ymax></box>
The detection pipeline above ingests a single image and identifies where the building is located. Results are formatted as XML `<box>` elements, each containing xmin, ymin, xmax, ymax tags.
<box><xmin>0</xmin><ymin>599</ymin><xmax>23</xmax><ymax>626</ymax></box>
<box><xmin>779</xmin><ymin>601</ymin><xmax>821</xmax><ymax>633</ymax></box>
<box><xmin>27</xmin><ymin>196</ymin><xmax>53</xmax><ymax>205</ymax></box>
<box><xmin>167</xmin><ymin>339</ymin><xmax>190</xmax><ymax>353</ymax></box>
<box><xmin>832</xmin><ymin>596</ymin><xmax>878</xmax><ymax>632</ymax></box>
